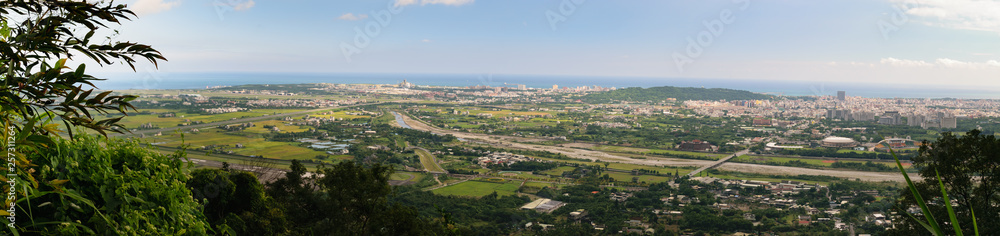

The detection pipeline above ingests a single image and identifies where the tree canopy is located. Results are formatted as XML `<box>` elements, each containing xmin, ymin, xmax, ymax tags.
<box><xmin>890</xmin><ymin>130</ymin><xmax>999</xmax><ymax>235</ymax></box>
<box><xmin>582</xmin><ymin>86</ymin><xmax>773</xmax><ymax>103</ymax></box>
<box><xmin>0</xmin><ymin>0</ymin><xmax>164</xmax><ymax>138</ymax></box>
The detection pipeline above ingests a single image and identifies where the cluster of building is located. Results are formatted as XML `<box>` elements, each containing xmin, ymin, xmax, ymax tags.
<box><xmin>907</xmin><ymin>112</ymin><xmax>958</xmax><ymax>129</ymax></box>
<box><xmin>588</xmin><ymin>121</ymin><xmax>632</xmax><ymax>129</ymax></box>
<box><xmin>245</xmin><ymin>98</ymin><xmax>361</xmax><ymax>108</ymax></box>
<box><xmin>201</xmin><ymin>107</ymin><xmax>247</xmax><ymax>114</ymax></box>
<box><xmin>218</xmin><ymin>122</ymin><xmax>254</xmax><ymax>131</ymax></box>
<box><xmin>222</xmin><ymin>89</ymin><xmax>297</xmax><ymax>96</ymax></box>
<box><xmin>476</xmin><ymin>152</ymin><xmax>534</xmax><ymax>166</ymax></box>
<box><xmin>828</xmin><ymin>109</ymin><xmax>957</xmax><ymax>129</ymax></box>
<box><xmin>685</xmin><ymin>91</ymin><xmax>1000</xmax><ymax>122</ymax></box>
<box><xmin>677</xmin><ymin>140</ymin><xmax>717</xmax><ymax>152</ymax></box>
<box><xmin>519</xmin><ymin>198</ymin><xmax>565</xmax><ymax>213</ymax></box>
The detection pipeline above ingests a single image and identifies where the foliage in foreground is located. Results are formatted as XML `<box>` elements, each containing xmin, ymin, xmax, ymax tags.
<box><xmin>888</xmin><ymin>130</ymin><xmax>990</xmax><ymax>236</ymax></box>
<box><xmin>6</xmin><ymin>136</ymin><xmax>209</xmax><ymax>235</ymax></box>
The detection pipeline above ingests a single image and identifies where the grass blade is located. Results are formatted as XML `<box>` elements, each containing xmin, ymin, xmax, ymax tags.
<box><xmin>888</xmin><ymin>147</ymin><xmax>944</xmax><ymax>235</ymax></box>
<box><xmin>935</xmin><ymin>169</ymin><xmax>962</xmax><ymax>236</ymax></box>
<box><xmin>970</xmin><ymin>207</ymin><xmax>979</xmax><ymax>236</ymax></box>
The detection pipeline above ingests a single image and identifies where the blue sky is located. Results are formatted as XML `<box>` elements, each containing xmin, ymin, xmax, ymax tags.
<box><xmin>86</xmin><ymin>0</ymin><xmax>1000</xmax><ymax>88</ymax></box>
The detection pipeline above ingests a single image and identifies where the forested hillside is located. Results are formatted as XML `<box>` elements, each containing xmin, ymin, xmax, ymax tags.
<box><xmin>582</xmin><ymin>86</ymin><xmax>773</xmax><ymax>102</ymax></box>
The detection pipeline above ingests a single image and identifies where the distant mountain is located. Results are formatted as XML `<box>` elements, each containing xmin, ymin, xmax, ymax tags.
<box><xmin>582</xmin><ymin>86</ymin><xmax>774</xmax><ymax>102</ymax></box>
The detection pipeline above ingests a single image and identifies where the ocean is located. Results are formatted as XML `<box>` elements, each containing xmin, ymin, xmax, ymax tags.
<box><xmin>91</xmin><ymin>72</ymin><xmax>1000</xmax><ymax>99</ymax></box>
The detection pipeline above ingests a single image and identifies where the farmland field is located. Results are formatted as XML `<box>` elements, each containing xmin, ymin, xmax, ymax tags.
<box><xmin>606</xmin><ymin>172</ymin><xmax>672</xmax><ymax>183</ymax></box>
<box><xmin>431</xmin><ymin>180</ymin><xmax>521</xmax><ymax>197</ymax></box>
<box><xmin>416</xmin><ymin>148</ymin><xmax>446</xmax><ymax>173</ymax></box>
<box><xmin>118</xmin><ymin>108</ymin><xmax>308</xmax><ymax>129</ymax></box>
<box><xmin>146</xmin><ymin>128</ymin><xmax>330</xmax><ymax>160</ymax></box>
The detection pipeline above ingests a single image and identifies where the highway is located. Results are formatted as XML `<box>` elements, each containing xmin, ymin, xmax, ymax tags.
<box><xmin>393</xmin><ymin>111</ymin><xmax>908</xmax><ymax>182</ymax></box>
<box><xmin>686</xmin><ymin>149</ymin><xmax>750</xmax><ymax>177</ymax></box>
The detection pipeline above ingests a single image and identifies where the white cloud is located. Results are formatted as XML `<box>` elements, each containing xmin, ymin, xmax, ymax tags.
<box><xmin>394</xmin><ymin>0</ymin><xmax>418</xmax><ymax>7</ymax></box>
<box><xmin>232</xmin><ymin>0</ymin><xmax>255</xmax><ymax>11</ymax></box>
<box><xmin>880</xmin><ymin>57</ymin><xmax>933</xmax><ymax>67</ymax></box>
<box><xmin>130</xmin><ymin>0</ymin><xmax>180</xmax><ymax>15</ymax></box>
<box><xmin>889</xmin><ymin>0</ymin><xmax>1000</xmax><ymax>33</ymax></box>
<box><xmin>338</xmin><ymin>13</ymin><xmax>368</xmax><ymax>21</ymax></box>
<box><xmin>395</xmin><ymin>0</ymin><xmax>473</xmax><ymax>7</ymax></box>
<box><xmin>874</xmin><ymin>57</ymin><xmax>1000</xmax><ymax>69</ymax></box>
<box><xmin>421</xmin><ymin>39</ymin><xmax>431</xmax><ymax>43</ymax></box>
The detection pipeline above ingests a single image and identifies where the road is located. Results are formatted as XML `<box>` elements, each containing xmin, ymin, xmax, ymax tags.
<box><xmin>395</xmin><ymin>112</ymin><xmax>908</xmax><ymax>182</ymax></box>
<box><xmin>111</xmin><ymin>102</ymin><xmax>386</xmax><ymax>138</ymax></box>
<box><xmin>687</xmin><ymin>149</ymin><xmax>749</xmax><ymax>177</ymax></box>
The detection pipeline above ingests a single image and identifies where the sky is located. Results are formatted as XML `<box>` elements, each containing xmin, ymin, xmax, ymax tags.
<box><xmin>82</xmin><ymin>0</ymin><xmax>1000</xmax><ymax>89</ymax></box>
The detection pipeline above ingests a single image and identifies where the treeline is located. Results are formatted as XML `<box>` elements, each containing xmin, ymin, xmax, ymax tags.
<box><xmin>390</xmin><ymin>189</ymin><xmax>533</xmax><ymax>235</ymax></box>
<box><xmin>489</xmin><ymin>161</ymin><xmax>558</xmax><ymax>172</ymax></box>
<box><xmin>13</xmin><ymin>135</ymin><xmax>464</xmax><ymax>235</ymax></box>
<box><xmin>581</xmin><ymin>86</ymin><xmax>774</xmax><ymax>103</ymax></box>
<box><xmin>830</xmin><ymin>161</ymin><xmax>896</xmax><ymax>172</ymax></box>
<box><xmin>374</xmin><ymin>124</ymin><xmax>457</xmax><ymax>149</ymax></box>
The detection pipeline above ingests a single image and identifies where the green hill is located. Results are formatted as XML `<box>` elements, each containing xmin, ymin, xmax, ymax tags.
<box><xmin>582</xmin><ymin>86</ymin><xmax>773</xmax><ymax>102</ymax></box>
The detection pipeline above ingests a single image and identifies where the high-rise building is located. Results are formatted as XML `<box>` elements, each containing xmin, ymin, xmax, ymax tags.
<box><xmin>907</xmin><ymin>114</ymin><xmax>924</xmax><ymax>126</ymax></box>
<box><xmin>552</xmin><ymin>84</ymin><xmax>558</xmax><ymax>90</ymax></box>
<box><xmin>879</xmin><ymin>111</ymin><xmax>901</xmax><ymax>125</ymax></box>
<box><xmin>837</xmin><ymin>91</ymin><xmax>846</xmax><ymax>101</ymax></box>
<box><xmin>853</xmin><ymin>111</ymin><xmax>875</xmax><ymax>121</ymax></box>
<box><xmin>941</xmin><ymin>115</ymin><xmax>957</xmax><ymax>129</ymax></box>
<box><xmin>517</xmin><ymin>84</ymin><xmax>526</xmax><ymax>90</ymax></box>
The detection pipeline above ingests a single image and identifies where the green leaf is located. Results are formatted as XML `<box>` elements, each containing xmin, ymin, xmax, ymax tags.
<box><xmin>936</xmin><ymin>169</ymin><xmax>963</xmax><ymax>236</ymax></box>
<box><xmin>55</xmin><ymin>58</ymin><xmax>67</xmax><ymax>69</ymax></box>
<box><xmin>970</xmin><ymin>208</ymin><xmax>979</xmax><ymax>236</ymax></box>
<box><xmin>75</xmin><ymin>63</ymin><xmax>86</xmax><ymax>77</ymax></box>
<box><xmin>888</xmin><ymin>143</ymin><xmax>944</xmax><ymax>235</ymax></box>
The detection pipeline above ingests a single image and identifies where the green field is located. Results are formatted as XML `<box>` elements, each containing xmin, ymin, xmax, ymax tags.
<box><xmin>523</xmin><ymin>181</ymin><xmax>567</xmax><ymax>189</ymax></box>
<box><xmin>308</xmin><ymin>110</ymin><xmax>370</xmax><ymax>120</ymax></box>
<box><xmin>118</xmin><ymin>108</ymin><xmax>308</xmax><ymax>130</ymax></box>
<box><xmin>606</xmin><ymin>172</ymin><xmax>672</xmax><ymax>183</ymax></box>
<box><xmin>541</xmin><ymin>166</ymin><xmax>577</xmax><ymax>176</ymax></box>
<box><xmin>144</xmin><ymin>128</ymin><xmax>329</xmax><ymax>160</ymax></box>
<box><xmin>241</xmin><ymin>120</ymin><xmax>310</xmax><ymax>133</ymax></box>
<box><xmin>150</xmin><ymin>147</ymin><xmax>324</xmax><ymax>171</ymax></box>
<box><xmin>529</xmin><ymin>156</ymin><xmax>694</xmax><ymax>176</ymax></box>
<box><xmin>416</xmin><ymin>148</ymin><xmax>446</xmax><ymax>172</ymax></box>
<box><xmin>431</xmin><ymin>180</ymin><xmax>521</xmax><ymax>197</ymax></box>
<box><xmin>390</xmin><ymin>172</ymin><xmax>425</xmax><ymax>181</ymax></box>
